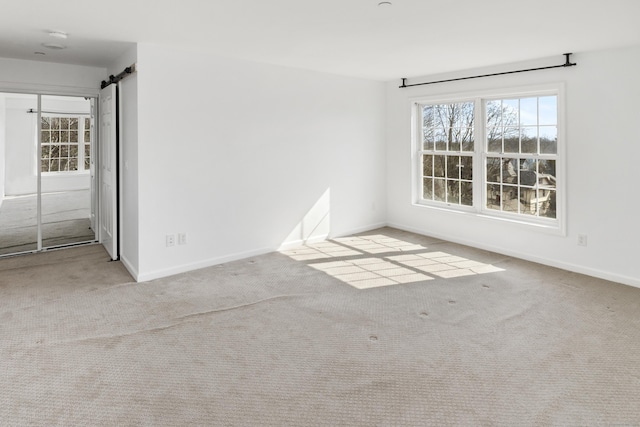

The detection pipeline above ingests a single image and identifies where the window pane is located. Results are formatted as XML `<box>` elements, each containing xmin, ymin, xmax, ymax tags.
<box><xmin>486</xmin><ymin>158</ymin><xmax>501</xmax><ymax>183</ymax></box>
<box><xmin>85</xmin><ymin>118</ymin><xmax>90</xmax><ymax>129</ymax></box>
<box><xmin>502</xmin><ymin>185</ymin><xmax>519</xmax><ymax>213</ymax></box>
<box><xmin>487</xmin><ymin>127</ymin><xmax>502</xmax><ymax>153</ymax></box>
<box><xmin>423</xmin><ymin>178</ymin><xmax>433</xmax><ymax>200</ymax></box>
<box><xmin>539</xmin><ymin>96</ymin><xmax>557</xmax><ymax>125</ymax></box>
<box><xmin>84</xmin><ymin>145</ymin><xmax>91</xmax><ymax>158</ymax></box>
<box><xmin>84</xmin><ymin>158</ymin><xmax>90</xmax><ymax>171</ymax></box>
<box><xmin>503</xmin><ymin>99</ymin><xmax>519</xmax><ymax>122</ymax></box>
<box><xmin>540</xmin><ymin>190</ymin><xmax>557</xmax><ymax>219</ymax></box>
<box><xmin>70</xmin><ymin>118</ymin><xmax>78</xmax><ymax>130</ymax></box>
<box><xmin>461</xmin><ymin>181</ymin><xmax>473</xmax><ymax>206</ymax></box>
<box><xmin>61</xmin><ymin>130</ymin><xmax>69</xmax><ymax>142</ymax></box>
<box><xmin>433</xmin><ymin>155</ymin><xmax>445</xmax><ymax>178</ymax></box>
<box><xmin>447</xmin><ymin>180</ymin><xmax>459</xmax><ymax>204</ymax></box>
<box><xmin>41</xmin><ymin>159</ymin><xmax>49</xmax><ymax>172</ymax></box>
<box><xmin>519</xmin><ymin>159</ymin><xmax>537</xmax><ymax>187</ymax></box>
<box><xmin>423</xmin><ymin>155</ymin><xmax>433</xmax><ymax>177</ymax></box>
<box><xmin>70</xmin><ymin>145</ymin><xmax>78</xmax><ymax>157</ymax></box>
<box><xmin>41</xmin><ymin>131</ymin><xmax>50</xmax><ymax>143</ymax></box>
<box><xmin>423</xmin><ymin>128</ymin><xmax>434</xmax><ymax>150</ymax></box>
<box><xmin>84</xmin><ymin>130</ymin><xmax>90</xmax><ymax>143</ymax></box>
<box><xmin>462</xmin><ymin>134</ymin><xmax>475</xmax><ymax>152</ymax></box>
<box><xmin>447</xmin><ymin>156</ymin><xmax>460</xmax><ymax>179</ymax></box>
<box><xmin>52</xmin><ymin>118</ymin><xmax>60</xmax><ymax>130</ymax></box>
<box><xmin>69</xmin><ymin>158</ymin><xmax>78</xmax><ymax>171</ymax></box>
<box><xmin>70</xmin><ymin>131</ymin><xmax>78</xmax><ymax>143</ymax></box>
<box><xmin>433</xmin><ymin>179</ymin><xmax>446</xmax><ymax>202</ymax></box>
<box><xmin>521</xmin><ymin>127</ymin><xmax>537</xmax><ymax>153</ymax></box>
<box><xmin>460</xmin><ymin>156</ymin><xmax>473</xmax><ymax>180</ymax></box>
<box><xmin>61</xmin><ymin>145</ymin><xmax>69</xmax><ymax>157</ymax></box>
<box><xmin>538</xmin><ymin>159</ymin><xmax>556</xmax><ymax>184</ymax></box>
<box><xmin>519</xmin><ymin>98</ymin><xmax>537</xmax><ymax>126</ymax></box>
<box><xmin>50</xmin><ymin>146</ymin><xmax>59</xmax><ymax>158</ymax></box>
<box><xmin>434</xmin><ymin>127</ymin><xmax>447</xmax><ymax>151</ymax></box>
<box><xmin>487</xmin><ymin>184</ymin><xmax>500</xmax><ymax>210</ymax></box>
<box><xmin>486</xmin><ymin>100</ymin><xmax>502</xmax><ymax>127</ymax></box>
<box><xmin>42</xmin><ymin>145</ymin><xmax>50</xmax><ymax>157</ymax></box>
<box><xmin>60</xmin><ymin>158</ymin><xmax>68</xmax><ymax>171</ymax></box>
<box><xmin>539</xmin><ymin>126</ymin><xmax>557</xmax><ymax>154</ymax></box>
<box><xmin>41</xmin><ymin>117</ymin><xmax>50</xmax><ymax>129</ymax></box>
<box><xmin>504</xmin><ymin>128</ymin><xmax>519</xmax><ymax>153</ymax></box>
<box><xmin>51</xmin><ymin>131</ymin><xmax>59</xmax><ymax>143</ymax></box>
<box><xmin>502</xmin><ymin>158</ymin><xmax>518</xmax><ymax>184</ymax></box>
<box><xmin>61</xmin><ymin>118</ymin><xmax>69</xmax><ymax>129</ymax></box>
<box><xmin>520</xmin><ymin>187</ymin><xmax>538</xmax><ymax>216</ymax></box>
<box><xmin>50</xmin><ymin>159</ymin><xmax>59</xmax><ymax>172</ymax></box>
<box><xmin>454</xmin><ymin>102</ymin><xmax>474</xmax><ymax>127</ymax></box>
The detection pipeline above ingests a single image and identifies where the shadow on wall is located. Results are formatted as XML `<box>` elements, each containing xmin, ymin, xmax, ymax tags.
<box><xmin>281</xmin><ymin>188</ymin><xmax>331</xmax><ymax>248</ymax></box>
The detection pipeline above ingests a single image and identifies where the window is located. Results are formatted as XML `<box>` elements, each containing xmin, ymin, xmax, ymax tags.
<box><xmin>415</xmin><ymin>87</ymin><xmax>561</xmax><ymax>228</ymax></box>
<box><xmin>421</xmin><ymin>102</ymin><xmax>475</xmax><ymax>206</ymax></box>
<box><xmin>41</xmin><ymin>115</ymin><xmax>91</xmax><ymax>173</ymax></box>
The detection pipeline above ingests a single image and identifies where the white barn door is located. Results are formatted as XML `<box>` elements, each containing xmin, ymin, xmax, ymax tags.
<box><xmin>99</xmin><ymin>85</ymin><xmax>118</xmax><ymax>260</ymax></box>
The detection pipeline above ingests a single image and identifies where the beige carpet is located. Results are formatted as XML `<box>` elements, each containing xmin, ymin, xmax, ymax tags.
<box><xmin>1</xmin><ymin>228</ymin><xmax>639</xmax><ymax>426</ymax></box>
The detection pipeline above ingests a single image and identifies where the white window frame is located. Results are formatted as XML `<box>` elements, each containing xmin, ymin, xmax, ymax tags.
<box><xmin>40</xmin><ymin>113</ymin><xmax>92</xmax><ymax>175</ymax></box>
<box><xmin>411</xmin><ymin>83</ymin><xmax>566</xmax><ymax>235</ymax></box>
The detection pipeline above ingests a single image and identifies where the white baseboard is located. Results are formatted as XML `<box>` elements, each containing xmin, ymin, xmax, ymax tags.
<box><xmin>136</xmin><ymin>246</ymin><xmax>275</xmax><ymax>283</ymax></box>
<box><xmin>330</xmin><ymin>222</ymin><xmax>388</xmax><ymax>238</ymax></box>
<box><xmin>137</xmin><ymin>222</ymin><xmax>389</xmax><ymax>282</ymax></box>
<box><xmin>119</xmin><ymin>254</ymin><xmax>139</xmax><ymax>282</ymax></box>
<box><xmin>387</xmin><ymin>222</ymin><xmax>640</xmax><ymax>290</ymax></box>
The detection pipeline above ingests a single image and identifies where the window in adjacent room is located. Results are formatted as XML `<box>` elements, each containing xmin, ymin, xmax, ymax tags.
<box><xmin>41</xmin><ymin>115</ymin><xmax>91</xmax><ymax>173</ymax></box>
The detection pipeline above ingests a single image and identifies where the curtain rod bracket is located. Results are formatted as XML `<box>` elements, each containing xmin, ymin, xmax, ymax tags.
<box><xmin>563</xmin><ymin>52</ymin><xmax>576</xmax><ymax>67</ymax></box>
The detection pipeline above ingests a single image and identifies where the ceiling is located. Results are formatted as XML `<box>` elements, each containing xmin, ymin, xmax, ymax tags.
<box><xmin>1</xmin><ymin>0</ymin><xmax>639</xmax><ymax>81</ymax></box>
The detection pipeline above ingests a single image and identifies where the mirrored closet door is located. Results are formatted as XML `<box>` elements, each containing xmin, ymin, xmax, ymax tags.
<box><xmin>0</xmin><ymin>92</ymin><xmax>97</xmax><ymax>256</ymax></box>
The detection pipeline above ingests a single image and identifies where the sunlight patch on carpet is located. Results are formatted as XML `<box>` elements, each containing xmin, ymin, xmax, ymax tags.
<box><xmin>281</xmin><ymin>234</ymin><xmax>505</xmax><ymax>289</ymax></box>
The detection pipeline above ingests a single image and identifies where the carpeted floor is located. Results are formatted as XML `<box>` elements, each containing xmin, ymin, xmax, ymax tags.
<box><xmin>1</xmin><ymin>228</ymin><xmax>639</xmax><ymax>426</ymax></box>
<box><xmin>0</xmin><ymin>190</ymin><xmax>95</xmax><ymax>255</ymax></box>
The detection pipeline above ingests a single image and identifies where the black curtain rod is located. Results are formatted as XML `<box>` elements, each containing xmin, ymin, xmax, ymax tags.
<box><xmin>27</xmin><ymin>109</ymin><xmax>89</xmax><ymax>115</ymax></box>
<box><xmin>101</xmin><ymin>63</ymin><xmax>136</xmax><ymax>89</ymax></box>
<box><xmin>399</xmin><ymin>53</ymin><xmax>576</xmax><ymax>88</ymax></box>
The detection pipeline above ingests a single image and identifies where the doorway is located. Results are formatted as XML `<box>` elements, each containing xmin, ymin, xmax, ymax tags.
<box><xmin>0</xmin><ymin>92</ymin><xmax>98</xmax><ymax>256</ymax></box>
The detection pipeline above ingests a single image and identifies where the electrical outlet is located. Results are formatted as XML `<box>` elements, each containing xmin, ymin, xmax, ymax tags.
<box><xmin>577</xmin><ymin>234</ymin><xmax>588</xmax><ymax>247</ymax></box>
<box><xmin>178</xmin><ymin>233</ymin><xmax>187</xmax><ymax>245</ymax></box>
<box><xmin>166</xmin><ymin>234</ymin><xmax>175</xmax><ymax>247</ymax></box>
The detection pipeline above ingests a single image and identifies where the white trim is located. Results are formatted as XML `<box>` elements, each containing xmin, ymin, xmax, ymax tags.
<box><xmin>137</xmin><ymin>222</ymin><xmax>388</xmax><ymax>283</ymax></box>
<box><xmin>0</xmin><ymin>81</ymin><xmax>99</xmax><ymax>98</ymax></box>
<box><xmin>119</xmin><ymin>254</ymin><xmax>139</xmax><ymax>282</ymax></box>
<box><xmin>387</xmin><ymin>221</ymin><xmax>640</xmax><ymax>290</ymax></box>
<box><xmin>136</xmin><ymin>246</ymin><xmax>275</xmax><ymax>283</ymax></box>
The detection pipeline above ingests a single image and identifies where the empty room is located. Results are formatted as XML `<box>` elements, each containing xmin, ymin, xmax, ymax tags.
<box><xmin>1</xmin><ymin>0</ymin><xmax>639</xmax><ymax>425</ymax></box>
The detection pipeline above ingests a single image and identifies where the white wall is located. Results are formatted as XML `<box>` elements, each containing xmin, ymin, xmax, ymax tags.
<box><xmin>135</xmin><ymin>43</ymin><xmax>386</xmax><ymax>281</ymax></box>
<box><xmin>386</xmin><ymin>45</ymin><xmax>640</xmax><ymax>288</ymax></box>
<box><xmin>107</xmin><ymin>45</ymin><xmax>139</xmax><ymax>278</ymax></box>
<box><xmin>3</xmin><ymin>95</ymin><xmax>91</xmax><ymax>196</ymax></box>
<box><xmin>0</xmin><ymin>94</ymin><xmax>5</xmax><ymax>202</ymax></box>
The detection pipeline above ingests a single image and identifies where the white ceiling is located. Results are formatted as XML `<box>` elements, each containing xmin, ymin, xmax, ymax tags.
<box><xmin>1</xmin><ymin>0</ymin><xmax>639</xmax><ymax>81</ymax></box>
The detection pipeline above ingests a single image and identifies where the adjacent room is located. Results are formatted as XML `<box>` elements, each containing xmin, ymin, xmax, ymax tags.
<box><xmin>1</xmin><ymin>0</ymin><xmax>639</xmax><ymax>425</ymax></box>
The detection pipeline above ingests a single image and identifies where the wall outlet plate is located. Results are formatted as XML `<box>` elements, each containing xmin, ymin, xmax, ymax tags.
<box><xmin>577</xmin><ymin>234</ymin><xmax>588</xmax><ymax>247</ymax></box>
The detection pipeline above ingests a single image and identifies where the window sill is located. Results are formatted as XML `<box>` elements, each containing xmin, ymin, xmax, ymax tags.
<box><xmin>412</xmin><ymin>201</ymin><xmax>565</xmax><ymax>236</ymax></box>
